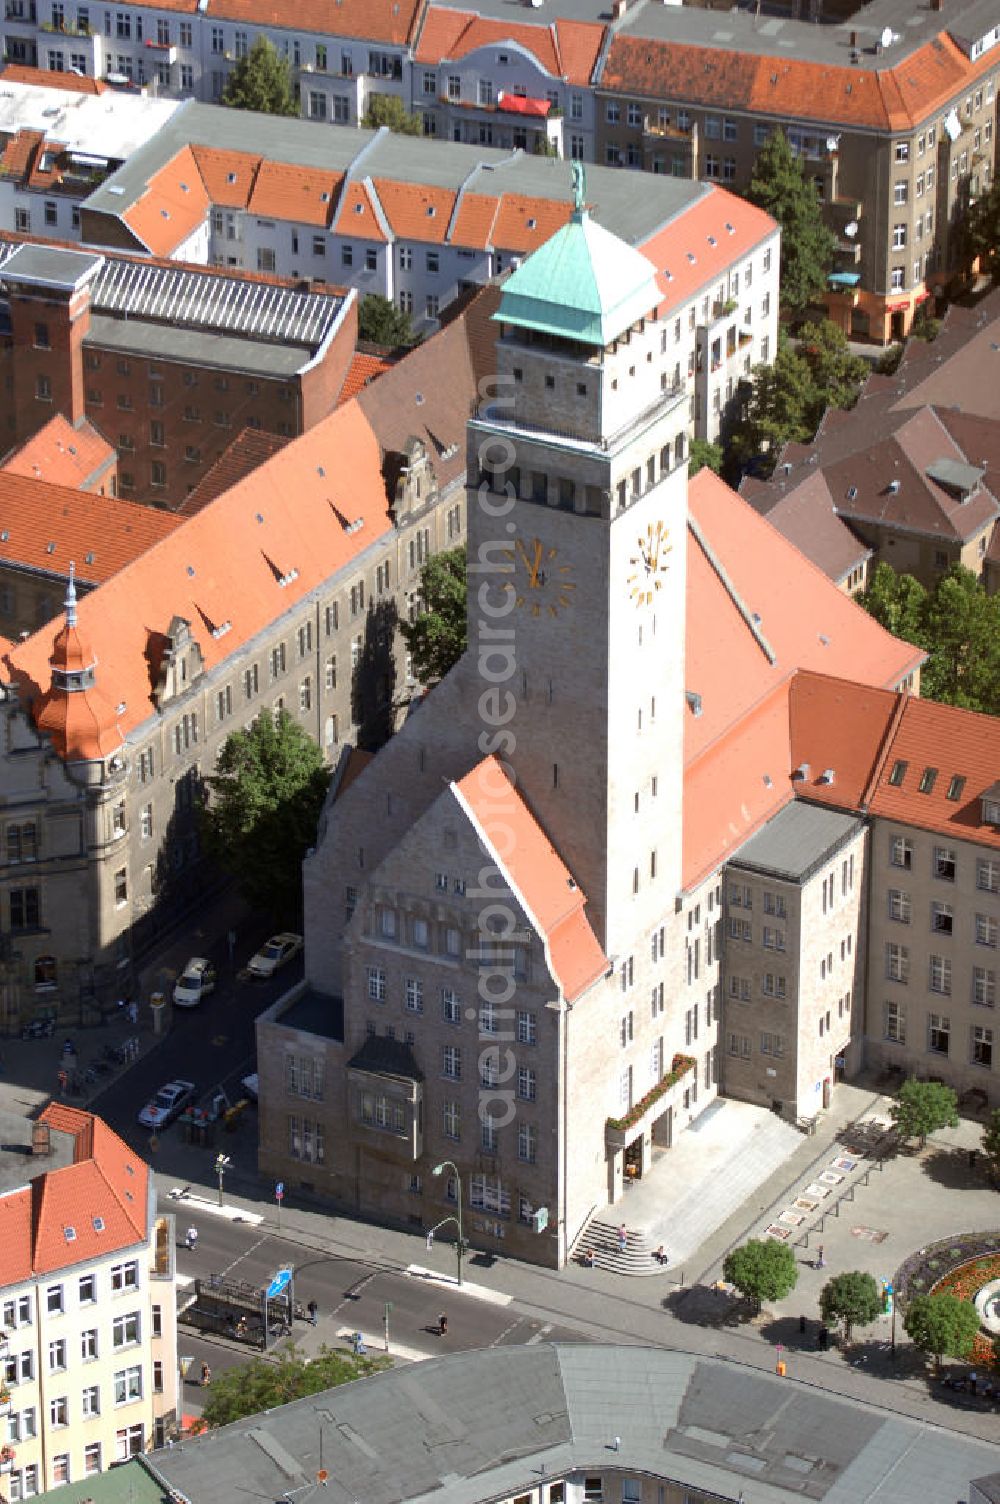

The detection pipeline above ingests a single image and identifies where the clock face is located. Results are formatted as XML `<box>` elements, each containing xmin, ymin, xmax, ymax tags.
<box><xmin>502</xmin><ymin>535</ymin><xmax>576</xmax><ymax>617</ymax></box>
<box><xmin>627</xmin><ymin>520</ymin><xmax>671</xmax><ymax>607</ymax></box>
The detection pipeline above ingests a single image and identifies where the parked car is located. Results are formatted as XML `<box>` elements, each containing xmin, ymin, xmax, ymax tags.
<box><xmin>172</xmin><ymin>957</ymin><xmax>216</xmax><ymax>1008</ymax></box>
<box><xmin>137</xmin><ymin>1079</ymin><xmax>196</xmax><ymax>1129</ymax></box>
<box><xmin>247</xmin><ymin>932</ymin><xmax>303</xmax><ymax>978</ymax></box>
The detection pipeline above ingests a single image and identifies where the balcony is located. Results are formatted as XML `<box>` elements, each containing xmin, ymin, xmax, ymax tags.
<box><xmin>643</xmin><ymin>114</ymin><xmax>692</xmax><ymax>140</ymax></box>
<box><xmin>144</xmin><ymin>38</ymin><xmax>176</xmax><ymax>61</ymax></box>
<box><xmin>606</xmin><ymin>1054</ymin><xmax>696</xmax><ymax>1148</ymax></box>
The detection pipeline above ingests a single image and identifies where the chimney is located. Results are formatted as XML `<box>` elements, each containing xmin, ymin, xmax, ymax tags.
<box><xmin>849</xmin><ymin>29</ymin><xmax>857</xmax><ymax>45</ymax></box>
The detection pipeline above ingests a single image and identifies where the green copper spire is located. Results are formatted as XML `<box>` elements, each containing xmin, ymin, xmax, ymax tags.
<box><xmin>496</xmin><ymin>180</ymin><xmax>661</xmax><ymax>347</ymax></box>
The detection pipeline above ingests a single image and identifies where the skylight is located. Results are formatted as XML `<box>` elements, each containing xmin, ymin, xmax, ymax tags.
<box><xmin>888</xmin><ymin>759</ymin><xmax>908</xmax><ymax>787</ymax></box>
<box><xmin>946</xmin><ymin>775</ymin><xmax>966</xmax><ymax>802</ymax></box>
<box><xmin>918</xmin><ymin>767</ymin><xmax>938</xmax><ymax>795</ymax></box>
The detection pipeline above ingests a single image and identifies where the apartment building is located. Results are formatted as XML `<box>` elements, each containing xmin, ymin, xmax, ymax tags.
<box><xmin>597</xmin><ymin>0</ymin><xmax>1000</xmax><ymax>341</ymax></box>
<box><xmin>0</xmin><ymin>290</ymin><xmax>490</xmax><ymax>1030</ymax></box>
<box><xmin>0</xmin><ymin>237</ymin><xmax>357</xmax><ymax>507</ymax></box>
<box><xmin>408</xmin><ymin>10</ymin><xmax>604</xmax><ymax>159</ymax></box>
<box><xmin>0</xmin><ymin>1103</ymin><xmax>177</xmax><ymax>1496</ymax></box>
<box><xmin>0</xmin><ymin>69</ymin><xmax>179</xmax><ymax>242</ymax></box>
<box><xmin>76</xmin><ymin>117</ymin><xmax>780</xmax><ymax>442</ymax></box>
<box><xmin>255</xmin><ymin>203</ymin><xmax>920</xmax><ymax>1267</ymax></box>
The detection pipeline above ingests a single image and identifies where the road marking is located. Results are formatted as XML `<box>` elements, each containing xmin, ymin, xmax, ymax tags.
<box><xmin>342</xmin><ymin>1330</ymin><xmax>426</xmax><ymax>1363</ymax></box>
<box><xmin>221</xmin><ymin>1230</ymin><xmax>271</xmax><ymax>1279</ymax></box>
<box><xmin>405</xmin><ymin>1265</ymin><xmax>513</xmax><ymax>1306</ymax></box>
<box><xmin>330</xmin><ymin>1271</ymin><xmax>377</xmax><ymax>1319</ymax></box>
<box><xmin>489</xmin><ymin>1318</ymin><xmax>522</xmax><ymax>1346</ymax></box>
<box><xmin>526</xmin><ymin>1324</ymin><xmax>552</xmax><ymax>1345</ymax></box>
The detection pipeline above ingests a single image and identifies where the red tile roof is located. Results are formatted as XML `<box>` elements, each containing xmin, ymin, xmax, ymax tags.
<box><xmin>0</xmin><ymin>128</ymin><xmax>44</xmax><ymax>185</ymax></box>
<box><xmin>122</xmin><ymin>143</ymin><xmax>210</xmax><ymax>256</ymax></box>
<box><xmin>492</xmin><ymin>193</ymin><xmax>571</xmax><ymax>256</ymax></box>
<box><xmin>179</xmin><ymin>428</ymin><xmax>290</xmax><ymax>515</ymax></box>
<box><xmin>415</xmin><ymin>9</ymin><xmax>604</xmax><ymax>85</ymax></box>
<box><xmin>454</xmin><ymin>756</ymin><xmax>608</xmax><ymax>1002</ymax></box>
<box><xmin>788</xmin><ymin>670</ymin><xmax>899</xmax><ymax>813</ymax></box>
<box><xmin>0</xmin><ymin>1107</ymin><xmax>152</xmax><ymax>1278</ymax></box>
<box><xmin>869</xmin><ymin>692</ymin><xmax>1000</xmax><ymax>849</ymax></box>
<box><xmin>2</xmin><ymin>415</ymin><xmax>116</xmax><ymax>493</ymax></box>
<box><xmin>641</xmin><ymin>185</ymin><xmax>777</xmax><ymax>321</ymax></box>
<box><xmin>189</xmin><ymin>144</ymin><xmax>262</xmax><ymax>208</ymax></box>
<box><xmin>1</xmin><ymin>64</ymin><xmax>109</xmax><ymax>92</ymax></box>
<box><xmin>338</xmin><ymin>351</ymin><xmax>392</xmax><ymax>405</ymax></box>
<box><xmin>205</xmin><ymin>0</ymin><xmax>423</xmax><ymax>45</ymax></box>
<box><xmin>603</xmin><ymin>30</ymin><xmax>999</xmax><ymax>132</ymax></box>
<box><xmin>332</xmin><ymin>179</ymin><xmax>388</xmax><ymax>243</ymax></box>
<box><xmin>0</xmin><ymin>470</ymin><xmax>180</xmax><ymax>586</ymax></box>
<box><xmin>247</xmin><ymin>160</ymin><xmax>344</xmax><ymax>229</ymax></box>
<box><xmin>371</xmin><ymin>179</ymin><xmax>457</xmax><ymax>243</ymax></box>
<box><xmin>5</xmin><ymin>402</ymin><xmax>394</xmax><ymax>754</ymax></box>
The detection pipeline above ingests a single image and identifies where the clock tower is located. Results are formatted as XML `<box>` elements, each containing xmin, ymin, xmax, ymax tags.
<box><xmin>467</xmin><ymin>177</ymin><xmax>690</xmax><ymax>958</ymax></box>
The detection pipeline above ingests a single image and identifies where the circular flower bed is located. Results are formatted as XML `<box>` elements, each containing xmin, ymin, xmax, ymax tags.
<box><xmin>929</xmin><ymin>1253</ymin><xmax>1000</xmax><ymax>1368</ymax></box>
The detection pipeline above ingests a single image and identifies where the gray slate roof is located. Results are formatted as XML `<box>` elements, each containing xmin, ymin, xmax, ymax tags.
<box><xmin>144</xmin><ymin>1343</ymin><xmax>1000</xmax><ymax>1504</ymax></box>
<box><xmin>729</xmin><ymin>799</ymin><xmax>863</xmax><ymax>882</ymax></box>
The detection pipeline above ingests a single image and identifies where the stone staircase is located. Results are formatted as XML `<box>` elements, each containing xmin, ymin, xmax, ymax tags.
<box><xmin>574</xmin><ymin>1217</ymin><xmax>665</xmax><ymax>1276</ymax></box>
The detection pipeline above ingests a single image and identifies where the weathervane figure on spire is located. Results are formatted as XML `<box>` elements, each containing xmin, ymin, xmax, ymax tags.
<box><xmin>64</xmin><ymin>561</ymin><xmax>77</xmax><ymax>629</ymax></box>
<box><xmin>571</xmin><ymin>161</ymin><xmax>586</xmax><ymax>214</ymax></box>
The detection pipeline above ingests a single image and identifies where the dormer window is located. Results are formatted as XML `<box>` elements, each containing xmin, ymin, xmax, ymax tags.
<box><xmin>984</xmin><ymin>797</ymin><xmax>1000</xmax><ymax>826</ymax></box>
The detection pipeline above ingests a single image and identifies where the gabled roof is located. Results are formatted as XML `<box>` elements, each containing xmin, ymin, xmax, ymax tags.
<box><xmin>4</xmin><ymin>402</ymin><xmax>394</xmax><ymax>750</ymax></box>
<box><xmin>338</xmin><ymin>351</ymin><xmax>392</xmax><ymax>405</ymax></box>
<box><xmin>178</xmin><ymin>428</ymin><xmax>291</xmax><ymax>516</ymax></box>
<box><xmin>247</xmin><ymin>160</ymin><xmax>344</xmax><ymax>229</ymax></box>
<box><xmin>641</xmin><ymin>185</ymin><xmax>777</xmax><ymax>322</ymax></box>
<box><xmin>414</xmin><ymin>10</ymin><xmax>604</xmax><ymax>86</ymax></box>
<box><xmin>0</xmin><ymin>468</ymin><xmax>179</xmax><ymax>585</ymax></box>
<box><xmin>1</xmin><ymin>63</ymin><xmax>109</xmax><ymax>93</ymax></box>
<box><xmin>1</xmin><ymin>414</ymin><xmax>116</xmax><ymax>493</ymax></box>
<box><xmin>869</xmin><ymin>693</ymin><xmax>1000</xmax><ymax>848</ymax></box>
<box><xmin>121</xmin><ymin>143</ymin><xmax>210</xmax><ymax>257</ymax></box>
<box><xmin>371</xmin><ymin>179</ymin><xmax>457</xmax><ymax>244</ymax></box>
<box><xmin>745</xmin><ymin>471</ymin><xmax>872</xmax><ymax>586</ymax></box>
<box><xmin>453</xmin><ymin>757</ymin><xmax>608</xmax><ymax>1003</ymax></box>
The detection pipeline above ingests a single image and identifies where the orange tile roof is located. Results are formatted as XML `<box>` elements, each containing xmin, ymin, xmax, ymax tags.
<box><xmin>414</xmin><ymin>5</ymin><xmax>470</xmax><ymax>63</ymax></box>
<box><xmin>338</xmin><ymin>351</ymin><xmax>391</xmax><ymax>405</ymax></box>
<box><xmin>492</xmin><ymin>193</ymin><xmax>572</xmax><ymax>256</ymax></box>
<box><xmin>869</xmin><ymin>692</ymin><xmax>1000</xmax><ymax>849</ymax></box>
<box><xmin>5</xmin><ymin>402</ymin><xmax>394</xmax><ymax>751</ymax></box>
<box><xmin>0</xmin><ymin>470</ymin><xmax>180</xmax><ymax>585</ymax></box>
<box><xmin>449</xmin><ymin>190</ymin><xmax>500</xmax><ymax>250</ymax></box>
<box><xmin>641</xmin><ymin>185</ymin><xmax>777</xmax><ymax>321</ymax></box>
<box><xmin>205</xmin><ymin>0</ymin><xmax>423</xmax><ymax>45</ymax></box>
<box><xmin>122</xmin><ymin>143</ymin><xmax>210</xmax><ymax>256</ymax></box>
<box><xmin>554</xmin><ymin>19</ymin><xmax>606</xmax><ymax>88</ymax></box>
<box><xmin>332</xmin><ymin>179</ymin><xmax>388</xmax><ymax>243</ymax></box>
<box><xmin>189</xmin><ymin>144</ymin><xmax>262</xmax><ymax>208</ymax></box>
<box><xmin>1</xmin><ymin>63</ymin><xmax>109</xmax><ymax>92</ymax></box>
<box><xmin>683</xmin><ymin>469</ymin><xmax>923</xmax><ymax>770</ymax></box>
<box><xmin>453</xmin><ymin>756</ymin><xmax>608</xmax><ymax>1002</ymax></box>
<box><xmin>247</xmin><ymin>160</ymin><xmax>343</xmax><ymax>228</ymax></box>
<box><xmin>0</xmin><ymin>128</ymin><xmax>44</xmax><ymax>184</ymax></box>
<box><xmin>34</xmin><ymin>1107</ymin><xmax>148</xmax><ymax>1273</ymax></box>
<box><xmin>180</xmin><ymin>428</ymin><xmax>290</xmax><ymax>515</ymax></box>
<box><xmin>788</xmin><ymin>670</ymin><xmax>899</xmax><ymax>813</ymax></box>
<box><xmin>603</xmin><ymin>30</ymin><xmax>999</xmax><ymax>132</ymax></box>
<box><xmin>372</xmin><ymin>179</ymin><xmax>457</xmax><ymax>243</ymax></box>
<box><xmin>415</xmin><ymin>10</ymin><xmax>603</xmax><ymax>84</ymax></box>
<box><xmin>0</xmin><ymin>1187</ymin><xmax>32</xmax><ymax>1283</ymax></box>
<box><xmin>2</xmin><ymin>414</ymin><xmax>116</xmax><ymax>492</ymax></box>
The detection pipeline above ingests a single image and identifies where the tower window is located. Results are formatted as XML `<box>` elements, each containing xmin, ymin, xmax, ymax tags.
<box><xmin>545</xmin><ymin>375</ymin><xmax>555</xmax><ymax>390</ymax></box>
<box><xmin>553</xmin><ymin>764</ymin><xmax>559</xmax><ymax>789</ymax></box>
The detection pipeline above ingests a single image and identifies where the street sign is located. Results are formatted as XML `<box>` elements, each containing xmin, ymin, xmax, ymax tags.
<box><xmin>275</xmin><ymin>1182</ymin><xmax>284</xmax><ymax>1201</ymax></box>
<box><xmin>266</xmin><ymin>1268</ymin><xmax>293</xmax><ymax>1300</ymax></box>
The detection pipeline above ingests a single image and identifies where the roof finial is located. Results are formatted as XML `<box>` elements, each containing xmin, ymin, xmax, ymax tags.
<box><xmin>65</xmin><ymin>561</ymin><xmax>77</xmax><ymax>629</ymax></box>
<box><xmin>571</xmin><ymin>161</ymin><xmax>586</xmax><ymax>218</ymax></box>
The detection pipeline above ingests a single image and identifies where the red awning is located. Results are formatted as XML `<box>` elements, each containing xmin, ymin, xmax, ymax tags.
<box><xmin>497</xmin><ymin>93</ymin><xmax>551</xmax><ymax>118</ymax></box>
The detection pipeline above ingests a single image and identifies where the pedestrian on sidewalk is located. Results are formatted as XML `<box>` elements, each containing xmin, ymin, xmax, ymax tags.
<box><xmin>200</xmin><ymin>1362</ymin><xmax>211</xmax><ymax>1386</ymax></box>
<box><xmin>307</xmin><ymin>1299</ymin><xmax>318</xmax><ymax>1326</ymax></box>
<box><xmin>438</xmin><ymin>1312</ymin><xmax>448</xmax><ymax>1336</ymax></box>
<box><xmin>617</xmin><ymin>1223</ymin><xmax>627</xmax><ymax>1255</ymax></box>
<box><xmin>127</xmin><ymin>999</ymin><xmax>138</xmax><ymax>1027</ymax></box>
<box><xmin>57</xmin><ymin>1067</ymin><xmax>68</xmax><ymax>1096</ymax></box>
<box><xmin>815</xmin><ymin>1245</ymin><xmax>825</xmax><ymax>1270</ymax></box>
<box><xmin>185</xmin><ymin>1226</ymin><xmax>198</xmax><ymax>1252</ymax></box>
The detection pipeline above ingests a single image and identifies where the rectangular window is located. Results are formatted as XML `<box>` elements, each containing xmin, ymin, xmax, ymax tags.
<box><xmin>885</xmin><ymin>1000</ymin><xmax>906</xmax><ymax>1043</ymax></box>
<box><xmin>404</xmin><ymin>977</ymin><xmax>423</xmax><ymax>1013</ymax></box>
<box><xmin>974</xmin><ymin>967</ymin><xmax>996</xmax><ymax>1008</ymax></box>
<box><xmin>110</xmin><ymin>1261</ymin><xmax>139</xmax><ymax>1293</ymax></box>
<box><xmin>973</xmin><ymin>1024</ymin><xmax>994</xmax><ymax>1069</ymax></box>
<box><xmin>888</xmin><ymin>889</ymin><xmax>911</xmax><ymax>923</ymax></box>
<box><xmin>977</xmin><ymin>914</ymin><xmax>999</xmax><ymax>948</ymax></box>
<box><xmin>112</xmin><ymin>1312</ymin><xmax>140</xmax><ymax>1349</ymax></box>
<box><xmin>979</xmin><ymin>859</ymin><xmax>1000</xmax><ymax>893</ymax></box>
<box><xmin>885</xmin><ymin>942</ymin><xmax>909</xmax><ymax>983</ymax></box>
<box><xmin>929</xmin><ymin>954</ymin><xmax>951</xmax><ymax>995</ymax></box>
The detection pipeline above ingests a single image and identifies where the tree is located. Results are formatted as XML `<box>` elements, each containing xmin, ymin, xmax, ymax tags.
<box><xmin>982</xmin><ymin>1108</ymin><xmax>1000</xmax><ymax>1181</ymax></box>
<box><xmin>819</xmin><ymin>1271</ymin><xmax>883</xmax><ymax>1343</ymax></box>
<box><xmin>796</xmin><ymin>320</ymin><xmax>867</xmax><ymax>410</ymax></box>
<box><xmin>729</xmin><ymin>338</ymin><xmax>817</xmax><ymax>471</ymax></box>
<box><xmin>964</xmin><ymin>178</ymin><xmax>1000</xmax><ymax>280</ymax></box>
<box><xmin>919</xmin><ymin>565</ymin><xmax>1000</xmax><ymax>710</ymax></box>
<box><xmin>362</xmin><ymin>94</ymin><xmax>422</xmax><ymax>135</ymax></box>
<box><xmin>858</xmin><ymin>562</ymin><xmax>927</xmax><ymax>644</ymax></box>
<box><xmin>358</xmin><ymin>294</ymin><xmax>417</xmax><ymax>350</ymax></box>
<box><xmin>198</xmin><ymin>1346</ymin><xmax>387</xmax><ymax>1429</ymax></box>
<box><xmin>889</xmin><ymin>1078</ymin><xmax>959</xmax><ymax>1149</ymax></box>
<box><xmin>221</xmin><ymin>38</ymin><xmax>297</xmax><ymax>116</ymax></box>
<box><xmin>201</xmin><ymin>711</ymin><xmax>331</xmax><ymax>923</ymax></box>
<box><xmin>903</xmin><ymin>1292</ymin><xmax>980</xmax><ymax>1372</ymax></box>
<box><xmin>746</xmin><ymin>129</ymin><xmax>837</xmax><ymax>314</ymax></box>
<box><xmin>722</xmin><ymin>1238</ymin><xmax>798</xmax><ymax>1313</ymax></box>
<box><xmin>689</xmin><ymin>439</ymin><xmax>723</xmax><ymax>476</ymax></box>
<box><xmin>400</xmin><ymin>546</ymin><xmax>467</xmax><ymax>684</ymax></box>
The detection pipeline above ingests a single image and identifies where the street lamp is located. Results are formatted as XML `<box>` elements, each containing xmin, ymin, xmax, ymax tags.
<box><xmin>215</xmin><ymin>1153</ymin><xmax>231</xmax><ymax>1208</ymax></box>
<box><xmin>430</xmin><ymin>1161</ymin><xmax>464</xmax><ymax>1287</ymax></box>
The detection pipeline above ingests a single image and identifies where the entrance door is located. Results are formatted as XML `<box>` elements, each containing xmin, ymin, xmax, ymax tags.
<box><xmin>890</xmin><ymin>309</ymin><xmax>906</xmax><ymax>341</ymax></box>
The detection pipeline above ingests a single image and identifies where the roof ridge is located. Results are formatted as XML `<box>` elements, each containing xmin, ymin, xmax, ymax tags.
<box><xmin>859</xmin><ymin>682</ymin><xmax>909</xmax><ymax>809</ymax></box>
<box><xmin>687</xmin><ymin>510</ymin><xmax>776</xmax><ymax>665</ymax></box>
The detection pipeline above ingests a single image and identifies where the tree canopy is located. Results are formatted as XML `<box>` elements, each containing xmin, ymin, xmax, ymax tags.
<box><xmin>860</xmin><ymin>562</ymin><xmax>1000</xmax><ymax>715</ymax></box>
<box><xmin>222</xmin><ymin>37</ymin><xmax>298</xmax><ymax>116</ymax></box>
<box><xmin>819</xmin><ymin>1271</ymin><xmax>883</xmax><ymax>1342</ymax></box>
<box><xmin>889</xmin><ymin>1078</ymin><xmax>959</xmax><ymax>1149</ymax></box>
<box><xmin>198</xmin><ymin>1346</ymin><xmax>388</xmax><ymax>1429</ymax></box>
<box><xmin>729</xmin><ymin>322</ymin><xmax>866</xmax><ymax>473</ymax></box>
<box><xmin>982</xmin><ymin>1108</ymin><xmax>1000</xmax><ymax>1180</ymax></box>
<box><xmin>688</xmin><ymin>438</ymin><xmax>723</xmax><ymax>477</ymax></box>
<box><xmin>201</xmin><ymin>711</ymin><xmax>331</xmax><ymax>923</ymax></box>
<box><xmin>400</xmin><ymin>545</ymin><xmax>467</xmax><ymax>684</ymax></box>
<box><xmin>362</xmin><ymin>94</ymin><xmax>422</xmax><ymax>135</ymax></box>
<box><xmin>964</xmin><ymin>177</ymin><xmax>1000</xmax><ymax>281</ymax></box>
<box><xmin>358</xmin><ymin>294</ymin><xmax>417</xmax><ymax>350</ymax></box>
<box><xmin>722</xmin><ymin>1238</ymin><xmax>798</xmax><ymax>1312</ymax></box>
<box><xmin>903</xmin><ymin>1292</ymin><xmax>979</xmax><ymax>1370</ymax></box>
<box><xmin>746</xmin><ymin>129</ymin><xmax>838</xmax><ymax>314</ymax></box>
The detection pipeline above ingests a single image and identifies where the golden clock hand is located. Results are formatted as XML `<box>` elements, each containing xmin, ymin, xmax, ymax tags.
<box><xmin>528</xmin><ymin>539</ymin><xmax>543</xmax><ymax>588</ymax></box>
<box><xmin>515</xmin><ymin>537</ymin><xmax>531</xmax><ymax>570</ymax></box>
